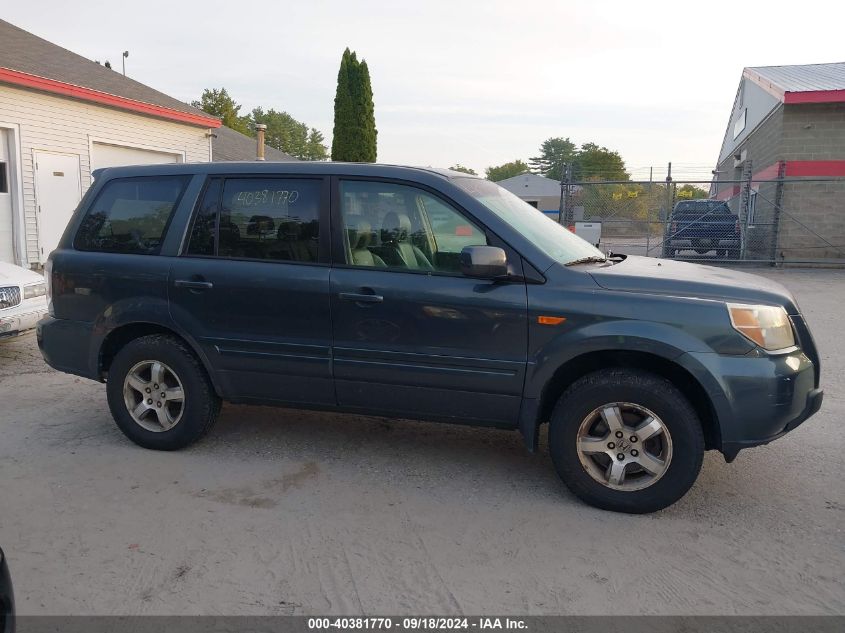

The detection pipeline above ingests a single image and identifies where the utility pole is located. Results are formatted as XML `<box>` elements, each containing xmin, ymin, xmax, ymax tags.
<box><xmin>664</xmin><ymin>161</ymin><xmax>673</xmax><ymax>226</ymax></box>
<box><xmin>557</xmin><ymin>162</ymin><xmax>567</xmax><ymax>225</ymax></box>
<box><xmin>122</xmin><ymin>51</ymin><xmax>129</xmax><ymax>76</ymax></box>
<box><xmin>557</xmin><ymin>162</ymin><xmax>573</xmax><ymax>226</ymax></box>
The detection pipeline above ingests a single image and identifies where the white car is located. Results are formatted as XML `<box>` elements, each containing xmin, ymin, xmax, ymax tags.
<box><xmin>0</xmin><ymin>262</ymin><xmax>48</xmax><ymax>341</ymax></box>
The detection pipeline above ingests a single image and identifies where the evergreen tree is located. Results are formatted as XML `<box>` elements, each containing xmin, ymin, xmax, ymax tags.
<box><xmin>331</xmin><ymin>49</ymin><xmax>354</xmax><ymax>161</ymax></box>
<box><xmin>305</xmin><ymin>128</ymin><xmax>329</xmax><ymax>161</ymax></box>
<box><xmin>332</xmin><ymin>48</ymin><xmax>377</xmax><ymax>162</ymax></box>
<box><xmin>358</xmin><ymin>60</ymin><xmax>377</xmax><ymax>162</ymax></box>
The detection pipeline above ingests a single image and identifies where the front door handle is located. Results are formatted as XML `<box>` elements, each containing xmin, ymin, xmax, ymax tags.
<box><xmin>174</xmin><ymin>279</ymin><xmax>214</xmax><ymax>290</ymax></box>
<box><xmin>339</xmin><ymin>292</ymin><xmax>383</xmax><ymax>304</ymax></box>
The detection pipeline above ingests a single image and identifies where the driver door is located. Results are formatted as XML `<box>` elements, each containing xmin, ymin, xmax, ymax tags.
<box><xmin>329</xmin><ymin>178</ymin><xmax>528</xmax><ymax>425</ymax></box>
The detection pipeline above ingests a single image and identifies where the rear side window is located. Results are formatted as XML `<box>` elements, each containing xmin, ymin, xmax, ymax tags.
<box><xmin>186</xmin><ymin>177</ymin><xmax>321</xmax><ymax>263</ymax></box>
<box><xmin>75</xmin><ymin>176</ymin><xmax>189</xmax><ymax>254</ymax></box>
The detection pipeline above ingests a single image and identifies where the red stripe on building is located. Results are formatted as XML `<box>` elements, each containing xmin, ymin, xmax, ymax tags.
<box><xmin>0</xmin><ymin>67</ymin><xmax>221</xmax><ymax>128</ymax></box>
<box><xmin>784</xmin><ymin>160</ymin><xmax>845</xmax><ymax>177</ymax></box>
<box><xmin>747</xmin><ymin>160</ymin><xmax>845</xmax><ymax>180</ymax></box>
<box><xmin>784</xmin><ymin>90</ymin><xmax>845</xmax><ymax>104</ymax></box>
<box><xmin>752</xmin><ymin>161</ymin><xmax>784</xmax><ymax>181</ymax></box>
<box><xmin>714</xmin><ymin>185</ymin><xmax>740</xmax><ymax>201</ymax></box>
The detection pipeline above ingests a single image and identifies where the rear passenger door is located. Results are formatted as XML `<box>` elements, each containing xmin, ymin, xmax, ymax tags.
<box><xmin>169</xmin><ymin>175</ymin><xmax>334</xmax><ymax>406</ymax></box>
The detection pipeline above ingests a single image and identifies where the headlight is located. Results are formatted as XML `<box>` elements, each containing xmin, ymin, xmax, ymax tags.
<box><xmin>23</xmin><ymin>283</ymin><xmax>46</xmax><ymax>300</ymax></box>
<box><xmin>727</xmin><ymin>303</ymin><xmax>795</xmax><ymax>351</ymax></box>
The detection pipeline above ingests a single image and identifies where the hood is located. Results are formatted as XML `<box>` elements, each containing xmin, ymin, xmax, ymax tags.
<box><xmin>0</xmin><ymin>261</ymin><xmax>44</xmax><ymax>286</ymax></box>
<box><xmin>588</xmin><ymin>256</ymin><xmax>800</xmax><ymax>314</ymax></box>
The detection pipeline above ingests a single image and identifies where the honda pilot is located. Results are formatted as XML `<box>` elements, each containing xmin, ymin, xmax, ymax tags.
<box><xmin>37</xmin><ymin>163</ymin><xmax>823</xmax><ymax>513</ymax></box>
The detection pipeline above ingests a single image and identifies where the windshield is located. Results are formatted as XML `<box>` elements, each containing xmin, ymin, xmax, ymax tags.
<box><xmin>453</xmin><ymin>178</ymin><xmax>605</xmax><ymax>265</ymax></box>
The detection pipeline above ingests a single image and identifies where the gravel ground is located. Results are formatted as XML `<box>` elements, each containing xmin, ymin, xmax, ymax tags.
<box><xmin>0</xmin><ymin>268</ymin><xmax>843</xmax><ymax>616</ymax></box>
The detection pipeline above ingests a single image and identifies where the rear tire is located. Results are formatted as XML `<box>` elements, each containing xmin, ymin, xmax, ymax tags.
<box><xmin>548</xmin><ymin>369</ymin><xmax>704</xmax><ymax>513</ymax></box>
<box><xmin>106</xmin><ymin>334</ymin><xmax>221</xmax><ymax>450</ymax></box>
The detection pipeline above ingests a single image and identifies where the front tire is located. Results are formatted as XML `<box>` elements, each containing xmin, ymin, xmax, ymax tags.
<box><xmin>549</xmin><ymin>369</ymin><xmax>704</xmax><ymax>513</ymax></box>
<box><xmin>106</xmin><ymin>334</ymin><xmax>221</xmax><ymax>450</ymax></box>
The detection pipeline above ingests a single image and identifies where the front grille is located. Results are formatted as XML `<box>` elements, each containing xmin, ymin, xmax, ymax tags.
<box><xmin>0</xmin><ymin>286</ymin><xmax>21</xmax><ymax>310</ymax></box>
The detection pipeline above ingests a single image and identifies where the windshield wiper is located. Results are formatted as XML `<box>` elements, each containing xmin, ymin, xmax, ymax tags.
<box><xmin>565</xmin><ymin>255</ymin><xmax>608</xmax><ymax>266</ymax></box>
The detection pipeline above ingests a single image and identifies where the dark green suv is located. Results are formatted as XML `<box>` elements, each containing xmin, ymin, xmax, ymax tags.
<box><xmin>38</xmin><ymin>163</ymin><xmax>823</xmax><ymax>513</ymax></box>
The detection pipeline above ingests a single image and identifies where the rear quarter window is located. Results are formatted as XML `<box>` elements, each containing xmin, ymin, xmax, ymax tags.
<box><xmin>74</xmin><ymin>176</ymin><xmax>190</xmax><ymax>254</ymax></box>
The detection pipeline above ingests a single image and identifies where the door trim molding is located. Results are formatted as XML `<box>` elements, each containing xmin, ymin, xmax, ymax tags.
<box><xmin>0</xmin><ymin>121</ymin><xmax>27</xmax><ymax>266</ymax></box>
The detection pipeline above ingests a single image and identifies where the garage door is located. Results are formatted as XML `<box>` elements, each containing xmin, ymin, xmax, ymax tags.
<box><xmin>91</xmin><ymin>142</ymin><xmax>182</xmax><ymax>171</ymax></box>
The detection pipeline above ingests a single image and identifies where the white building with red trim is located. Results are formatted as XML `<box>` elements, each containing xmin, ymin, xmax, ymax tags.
<box><xmin>0</xmin><ymin>19</ymin><xmax>221</xmax><ymax>267</ymax></box>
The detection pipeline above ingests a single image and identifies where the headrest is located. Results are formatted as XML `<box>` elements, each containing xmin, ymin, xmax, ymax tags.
<box><xmin>381</xmin><ymin>212</ymin><xmax>411</xmax><ymax>242</ymax></box>
<box><xmin>218</xmin><ymin>220</ymin><xmax>240</xmax><ymax>239</ymax></box>
<box><xmin>247</xmin><ymin>215</ymin><xmax>275</xmax><ymax>235</ymax></box>
<box><xmin>278</xmin><ymin>220</ymin><xmax>302</xmax><ymax>240</ymax></box>
<box><xmin>349</xmin><ymin>220</ymin><xmax>373</xmax><ymax>250</ymax></box>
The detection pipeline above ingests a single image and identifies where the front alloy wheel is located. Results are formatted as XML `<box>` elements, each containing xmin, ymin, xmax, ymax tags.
<box><xmin>549</xmin><ymin>369</ymin><xmax>704</xmax><ymax>513</ymax></box>
<box><xmin>576</xmin><ymin>403</ymin><xmax>672</xmax><ymax>491</ymax></box>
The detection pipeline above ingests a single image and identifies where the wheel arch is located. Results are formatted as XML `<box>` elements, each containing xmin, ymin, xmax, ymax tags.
<box><xmin>98</xmin><ymin>322</ymin><xmax>222</xmax><ymax>396</ymax></box>
<box><xmin>530</xmin><ymin>350</ymin><xmax>721</xmax><ymax>453</ymax></box>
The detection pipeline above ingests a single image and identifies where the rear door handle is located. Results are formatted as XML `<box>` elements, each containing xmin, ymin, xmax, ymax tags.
<box><xmin>174</xmin><ymin>279</ymin><xmax>214</xmax><ymax>290</ymax></box>
<box><xmin>339</xmin><ymin>292</ymin><xmax>383</xmax><ymax>304</ymax></box>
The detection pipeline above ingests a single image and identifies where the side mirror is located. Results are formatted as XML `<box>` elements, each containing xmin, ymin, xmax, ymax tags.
<box><xmin>460</xmin><ymin>245</ymin><xmax>508</xmax><ymax>279</ymax></box>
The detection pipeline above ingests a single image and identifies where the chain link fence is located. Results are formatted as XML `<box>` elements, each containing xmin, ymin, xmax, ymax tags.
<box><xmin>554</xmin><ymin>176</ymin><xmax>845</xmax><ymax>265</ymax></box>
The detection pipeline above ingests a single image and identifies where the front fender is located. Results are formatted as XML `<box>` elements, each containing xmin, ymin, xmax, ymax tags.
<box><xmin>519</xmin><ymin>318</ymin><xmax>737</xmax><ymax>454</ymax></box>
<box><xmin>525</xmin><ymin>319</ymin><xmax>714</xmax><ymax>399</ymax></box>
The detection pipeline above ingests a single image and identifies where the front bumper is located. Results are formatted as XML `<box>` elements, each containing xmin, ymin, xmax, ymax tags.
<box><xmin>683</xmin><ymin>348</ymin><xmax>822</xmax><ymax>461</ymax></box>
<box><xmin>0</xmin><ymin>307</ymin><xmax>48</xmax><ymax>340</ymax></box>
<box><xmin>667</xmin><ymin>238</ymin><xmax>740</xmax><ymax>248</ymax></box>
<box><xmin>721</xmin><ymin>387</ymin><xmax>823</xmax><ymax>462</ymax></box>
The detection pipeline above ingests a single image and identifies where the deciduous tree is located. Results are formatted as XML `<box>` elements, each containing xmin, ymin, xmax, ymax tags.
<box><xmin>485</xmin><ymin>160</ymin><xmax>529</xmax><ymax>182</ymax></box>
<box><xmin>529</xmin><ymin>137</ymin><xmax>577</xmax><ymax>178</ymax></box>
<box><xmin>192</xmin><ymin>88</ymin><xmax>251</xmax><ymax>135</ymax></box>
<box><xmin>574</xmin><ymin>143</ymin><xmax>629</xmax><ymax>181</ymax></box>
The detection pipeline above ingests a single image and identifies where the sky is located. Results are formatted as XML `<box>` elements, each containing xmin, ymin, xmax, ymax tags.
<box><xmin>5</xmin><ymin>0</ymin><xmax>845</xmax><ymax>180</ymax></box>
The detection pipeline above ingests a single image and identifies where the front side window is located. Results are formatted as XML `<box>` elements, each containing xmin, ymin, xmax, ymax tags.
<box><xmin>75</xmin><ymin>176</ymin><xmax>189</xmax><ymax>254</ymax></box>
<box><xmin>340</xmin><ymin>180</ymin><xmax>488</xmax><ymax>273</ymax></box>
<box><xmin>186</xmin><ymin>177</ymin><xmax>321</xmax><ymax>263</ymax></box>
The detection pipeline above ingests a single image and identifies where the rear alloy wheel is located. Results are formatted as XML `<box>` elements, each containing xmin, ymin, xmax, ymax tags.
<box><xmin>107</xmin><ymin>334</ymin><xmax>220</xmax><ymax>450</ymax></box>
<box><xmin>549</xmin><ymin>369</ymin><xmax>704</xmax><ymax>513</ymax></box>
<box><xmin>122</xmin><ymin>360</ymin><xmax>185</xmax><ymax>433</ymax></box>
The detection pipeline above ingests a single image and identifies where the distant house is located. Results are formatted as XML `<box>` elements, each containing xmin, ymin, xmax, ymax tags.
<box><xmin>211</xmin><ymin>125</ymin><xmax>296</xmax><ymax>162</ymax></box>
<box><xmin>714</xmin><ymin>62</ymin><xmax>845</xmax><ymax>260</ymax></box>
<box><xmin>497</xmin><ymin>173</ymin><xmax>563</xmax><ymax>214</ymax></box>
